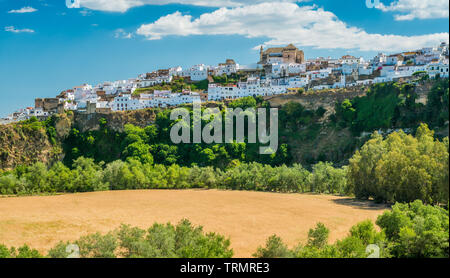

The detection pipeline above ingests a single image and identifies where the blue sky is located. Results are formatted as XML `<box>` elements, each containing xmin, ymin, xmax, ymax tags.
<box><xmin>0</xmin><ymin>0</ymin><xmax>448</xmax><ymax>117</ymax></box>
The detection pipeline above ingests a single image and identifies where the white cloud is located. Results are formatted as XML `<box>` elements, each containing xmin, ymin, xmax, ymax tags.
<box><xmin>5</xmin><ymin>26</ymin><xmax>35</xmax><ymax>33</ymax></box>
<box><xmin>8</xmin><ymin>6</ymin><xmax>38</xmax><ymax>13</ymax></box>
<box><xmin>136</xmin><ymin>3</ymin><xmax>449</xmax><ymax>52</ymax></box>
<box><xmin>75</xmin><ymin>0</ymin><xmax>302</xmax><ymax>12</ymax></box>
<box><xmin>377</xmin><ymin>0</ymin><xmax>449</xmax><ymax>20</ymax></box>
<box><xmin>114</xmin><ymin>28</ymin><xmax>133</xmax><ymax>39</ymax></box>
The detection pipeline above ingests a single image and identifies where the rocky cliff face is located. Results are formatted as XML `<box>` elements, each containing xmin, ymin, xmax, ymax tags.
<box><xmin>266</xmin><ymin>88</ymin><xmax>367</xmax><ymax>120</ymax></box>
<box><xmin>0</xmin><ymin>113</ymin><xmax>74</xmax><ymax>170</ymax></box>
<box><xmin>73</xmin><ymin>109</ymin><xmax>157</xmax><ymax>132</ymax></box>
<box><xmin>0</xmin><ymin>109</ymin><xmax>159</xmax><ymax>170</ymax></box>
<box><xmin>0</xmin><ymin>82</ymin><xmax>443</xmax><ymax>170</ymax></box>
<box><xmin>0</xmin><ymin>123</ymin><xmax>57</xmax><ymax>170</ymax></box>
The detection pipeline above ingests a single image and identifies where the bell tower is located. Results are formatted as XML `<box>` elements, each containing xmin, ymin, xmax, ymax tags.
<box><xmin>259</xmin><ymin>45</ymin><xmax>264</xmax><ymax>64</ymax></box>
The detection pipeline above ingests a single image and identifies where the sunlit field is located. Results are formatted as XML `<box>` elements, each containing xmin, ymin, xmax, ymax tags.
<box><xmin>0</xmin><ymin>189</ymin><xmax>387</xmax><ymax>257</ymax></box>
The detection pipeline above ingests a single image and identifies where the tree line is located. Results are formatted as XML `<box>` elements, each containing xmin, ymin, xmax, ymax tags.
<box><xmin>1</xmin><ymin>124</ymin><xmax>448</xmax><ymax>205</ymax></box>
<box><xmin>0</xmin><ymin>158</ymin><xmax>347</xmax><ymax>196</ymax></box>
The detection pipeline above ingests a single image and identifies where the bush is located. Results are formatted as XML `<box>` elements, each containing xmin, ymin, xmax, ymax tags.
<box><xmin>376</xmin><ymin>200</ymin><xmax>449</xmax><ymax>258</ymax></box>
<box><xmin>48</xmin><ymin>219</ymin><xmax>233</xmax><ymax>258</ymax></box>
<box><xmin>0</xmin><ymin>244</ymin><xmax>43</xmax><ymax>258</ymax></box>
<box><xmin>347</xmin><ymin>124</ymin><xmax>449</xmax><ymax>204</ymax></box>
<box><xmin>253</xmin><ymin>235</ymin><xmax>293</xmax><ymax>258</ymax></box>
<box><xmin>307</xmin><ymin>223</ymin><xmax>329</xmax><ymax>249</ymax></box>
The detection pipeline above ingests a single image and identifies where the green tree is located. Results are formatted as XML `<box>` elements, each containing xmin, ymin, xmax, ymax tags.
<box><xmin>376</xmin><ymin>200</ymin><xmax>449</xmax><ymax>258</ymax></box>
<box><xmin>307</xmin><ymin>223</ymin><xmax>329</xmax><ymax>249</ymax></box>
<box><xmin>348</xmin><ymin>124</ymin><xmax>449</xmax><ymax>204</ymax></box>
<box><xmin>253</xmin><ymin>235</ymin><xmax>292</xmax><ymax>258</ymax></box>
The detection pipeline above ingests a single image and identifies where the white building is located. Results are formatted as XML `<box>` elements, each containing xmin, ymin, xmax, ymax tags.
<box><xmin>308</xmin><ymin>68</ymin><xmax>332</xmax><ymax>80</ymax></box>
<box><xmin>371</xmin><ymin>53</ymin><xmax>387</xmax><ymax>67</ymax></box>
<box><xmin>169</xmin><ymin>66</ymin><xmax>183</xmax><ymax>77</ymax></box>
<box><xmin>288</xmin><ymin>63</ymin><xmax>306</xmax><ymax>74</ymax></box>
<box><xmin>138</xmin><ymin>75</ymin><xmax>173</xmax><ymax>88</ymax></box>
<box><xmin>358</xmin><ymin>64</ymin><xmax>374</xmax><ymax>76</ymax></box>
<box><xmin>288</xmin><ymin>76</ymin><xmax>309</xmax><ymax>88</ymax></box>
<box><xmin>379</xmin><ymin>66</ymin><xmax>396</xmax><ymax>78</ymax></box>
<box><xmin>215</xmin><ymin>60</ymin><xmax>240</xmax><ymax>76</ymax></box>
<box><xmin>340</xmin><ymin>55</ymin><xmax>362</xmax><ymax>64</ymax></box>
<box><xmin>208</xmin><ymin>79</ymin><xmax>287</xmax><ymax>101</ymax></box>
<box><xmin>333</xmin><ymin>75</ymin><xmax>346</xmax><ymax>88</ymax></box>
<box><xmin>341</xmin><ymin>63</ymin><xmax>358</xmax><ymax>75</ymax></box>
<box><xmin>427</xmin><ymin>62</ymin><xmax>449</xmax><ymax>78</ymax></box>
<box><xmin>385</xmin><ymin>54</ymin><xmax>403</xmax><ymax>66</ymax></box>
<box><xmin>112</xmin><ymin>94</ymin><xmax>141</xmax><ymax>111</ymax></box>
<box><xmin>183</xmin><ymin>64</ymin><xmax>209</xmax><ymax>81</ymax></box>
<box><xmin>74</xmin><ymin>84</ymin><xmax>93</xmax><ymax>101</ymax></box>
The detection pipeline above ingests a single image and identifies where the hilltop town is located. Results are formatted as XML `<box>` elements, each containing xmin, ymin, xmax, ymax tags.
<box><xmin>2</xmin><ymin>42</ymin><xmax>449</xmax><ymax>124</ymax></box>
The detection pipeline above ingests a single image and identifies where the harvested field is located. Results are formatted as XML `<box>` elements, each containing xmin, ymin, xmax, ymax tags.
<box><xmin>0</xmin><ymin>189</ymin><xmax>388</xmax><ymax>257</ymax></box>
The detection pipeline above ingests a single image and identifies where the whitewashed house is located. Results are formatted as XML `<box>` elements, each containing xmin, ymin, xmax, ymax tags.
<box><xmin>112</xmin><ymin>94</ymin><xmax>141</xmax><ymax>111</ymax></box>
<box><xmin>288</xmin><ymin>63</ymin><xmax>306</xmax><ymax>74</ymax></box>
<box><xmin>427</xmin><ymin>62</ymin><xmax>449</xmax><ymax>78</ymax></box>
<box><xmin>358</xmin><ymin>64</ymin><xmax>374</xmax><ymax>76</ymax></box>
<box><xmin>288</xmin><ymin>76</ymin><xmax>309</xmax><ymax>88</ymax></box>
<box><xmin>308</xmin><ymin>68</ymin><xmax>332</xmax><ymax>80</ymax></box>
<box><xmin>340</xmin><ymin>55</ymin><xmax>362</xmax><ymax>65</ymax></box>
<box><xmin>215</xmin><ymin>60</ymin><xmax>240</xmax><ymax>76</ymax></box>
<box><xmin>169</xmin><ymin>66</ymin><xmax>183</xmax><ymax>77</ymax></box>
<box><xmin>183</xmin><ymin>64</ymin><xmax>208</xmax><ymax>81</ymax></box>
<box><xmin>341</xmin><ymin>63</ymin><xmax>358</xmax><ymax>75</ymax></box>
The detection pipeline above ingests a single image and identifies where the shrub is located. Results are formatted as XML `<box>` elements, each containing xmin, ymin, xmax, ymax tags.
<box><xmin>253</xmin><ymin>235</ymin><xmax>293</xmax><ymax>258</ymax></box>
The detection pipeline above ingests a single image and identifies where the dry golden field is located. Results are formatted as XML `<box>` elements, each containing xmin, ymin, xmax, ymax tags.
<box><xmin>0</xmin><ymin>189</ymin><xmax>388</xmax><ymax>257</ymax></box>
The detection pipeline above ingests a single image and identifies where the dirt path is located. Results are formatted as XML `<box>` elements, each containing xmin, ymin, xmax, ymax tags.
<box><xmin>0</xmin><ymin>189</ymin><xmax>387</xmax><ymax>257</ymax></box>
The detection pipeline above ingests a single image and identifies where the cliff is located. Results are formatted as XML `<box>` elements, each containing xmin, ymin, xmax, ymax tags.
<box><xmin>73</xmin><ymin>109</ymin><xmax>157</xmax><ymax>132</ymax></box>
<box><xmin>0</xmin><ymin>81</ymin><xmax>445</xmax><ymax>170</ymax></box>
<box><xmin>0</xmin><ymin>123</ymin><xmax>58</xmax><ymax>170</ymax></box>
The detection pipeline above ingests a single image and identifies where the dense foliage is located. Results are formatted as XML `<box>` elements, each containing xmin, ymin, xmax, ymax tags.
<box><xmin>424</xmin><ymin>78</ymin><xmax>450</xmax><ymax>128</ymax></box>
<box><xmin>4</xmin><ymin>123</ymin><xmax>448</xmax><ymax>206</ymax></box>
<box><xmin>58</xmin><ymin>80</ymin><xmax>449</xmax><ymax>171</ymax></box>
<box><xmin>376</xmin><ymin>200</ymin><xmax>449</xmax><ymax>258</ymax></box>
<box><xmin>0</xmin><ymin>158</ymin><xmax>347</xmax><ymax>195</ymax></box>
<box><xmin>348</xmin><ymin>124</ymin><xmax>449</xmax><ymax>204</ymax></box>
<box><xmin>15</xmin><ymin>115</ymin><xmax>58</xmax><ymax>145</ymax></box>
<box><xmin>63</xmin><ymin>97</ymin><xmax>302</xmax><ymax>168</ymax></box>
<box><xmin>1</xmin><ymin>219</ymin><xmax>233</xmax><ymax>258</ymax></box>
<box><xmin>2</xmin><ymin>124</ymin><xmax>447</xmax><ymax>207</ymax></box>
<box><xmin>0</xmin><ymin>244</ymin><xmax>43</xmax><ymax>258</ymax></box>
<box><xmin>254</xmin><ymin>200</ymin><xmax>449</xmax><ymax>258</ymax></box>
<box><xmin>335</xmin><ymin>79</ymin><xmax>449</xmax><ymax>133</ymax></box>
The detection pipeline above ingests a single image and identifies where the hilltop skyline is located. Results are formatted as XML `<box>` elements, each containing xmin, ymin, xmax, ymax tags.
<box><xmin>1</xmin><ymin>0</ymin><xmax>449</xmax><ymax>117</ymax></box>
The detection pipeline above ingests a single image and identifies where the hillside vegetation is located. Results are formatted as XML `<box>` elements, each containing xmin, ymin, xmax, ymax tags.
<box><xmin>0</xmin><ymin>79</ymin><xmax>447</xmax><ymax>170</ymax></box>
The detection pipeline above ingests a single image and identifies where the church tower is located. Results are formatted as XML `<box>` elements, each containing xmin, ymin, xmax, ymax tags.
<box><xmin>259</xmin><ymin>45</ymin><xmax>264</xmax><ymax>64</ymax></box>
